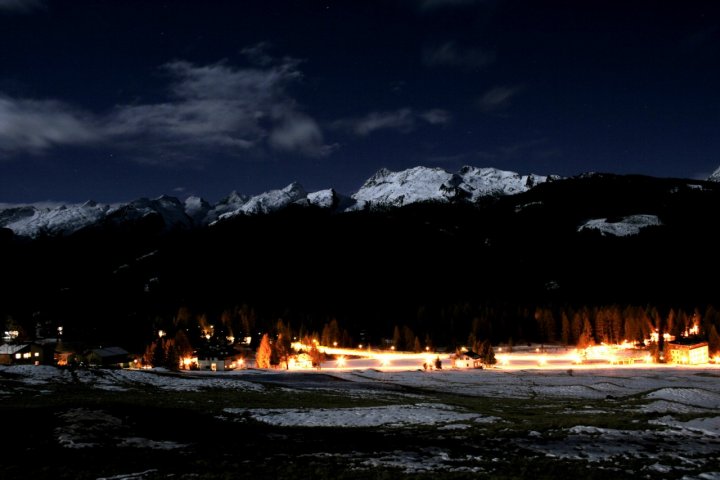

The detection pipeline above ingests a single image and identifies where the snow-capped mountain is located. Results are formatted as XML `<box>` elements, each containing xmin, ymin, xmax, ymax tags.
<box><xmin>0</xmin><ymin>165</ymin><xmax>555</xmax><ymax>238</ymax></box>
<box><xmin>351</xmin><ymin>166</ymin><xmax>555</xmax><ymax>208</ymax></box>
<box><xmin>708</xmin><ymin>166</ymin><xmax>720</xmax><ymax>182</ymax></box>
<box><xmin>0</xmin><ymin>201</ymin><xmax>110</xmax><ymax>237</ymax></box>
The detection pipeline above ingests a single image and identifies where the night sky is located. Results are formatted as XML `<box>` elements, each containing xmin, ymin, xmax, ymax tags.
<box><xmin>1</xmin><ymin>0</ymin><xmax>718</xmax><ymax>204</ymax></box>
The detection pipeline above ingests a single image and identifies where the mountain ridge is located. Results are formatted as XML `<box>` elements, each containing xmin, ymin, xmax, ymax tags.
<box><xmin>0</xmin><ymin>165</ymin><xmax>556</xmax><ymax>238</ymax></box>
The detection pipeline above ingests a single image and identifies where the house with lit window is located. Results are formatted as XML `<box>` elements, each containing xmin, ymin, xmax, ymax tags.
<box><xmin>666</xmin><ymin>339</ymin><xmax>709</xmax><ymax>365</ymax></box>
<box><xmin>0</xmin><ymin>343</ymin><xmax>44</xmax><ymax>365</ymax></box>
<box><xmin>451</xmin><ymin>350</ymin><xmax>483</xmax><ymax>369</ymax></box>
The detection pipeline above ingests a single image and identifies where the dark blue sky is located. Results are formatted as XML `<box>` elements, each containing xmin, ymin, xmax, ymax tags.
<box><xmin>0</xmin><ymin>0</ymin><xmax>718</xmax><ymax>203</ymax></box>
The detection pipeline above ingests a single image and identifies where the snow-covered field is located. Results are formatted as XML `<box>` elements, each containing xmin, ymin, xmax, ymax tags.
<box><xmin>3</xmin><ymin>362</ymin><xmax>720</xmax><ymax>479</ymax></box>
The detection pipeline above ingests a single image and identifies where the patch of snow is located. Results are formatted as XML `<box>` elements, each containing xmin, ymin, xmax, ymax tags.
<box><xmin>578</xmin><ymin>214</ymin><xmax>662</xmax><ymax>237</ymax></box>
<box><xmin>646</xmin><ymin>388</ymin><xmax>720</xmax><ymax>409</ymax></box>
<box><xmin>682</xmin><ymin>473</ymin><xmax>720</xmax><ymax>480</ymax></box>
<box><xmin>650</xmin><ymin>415</ymin><xmax>720</xmax><ymax>436</ymax></box>
<box><xmin>96</xmin><ymin>469</ymin><xmax>159</xmax><ymax>480</ymax></box>
<box><xmin>226</xmin><ymin>403</ymin><xmax>493</xmax><ymax>428</ymax></box>
<box><xmin>635</xmin><ymin>400</ymin><xmax>711</xmax><ymax>414</ymax></box>
<box><xmin>119</xmin><ymin>437</ymin><xmax>187</xmax><ymax>450</ymax></box>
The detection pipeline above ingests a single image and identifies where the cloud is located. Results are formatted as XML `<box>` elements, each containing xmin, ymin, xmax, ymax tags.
<box><xmin>269</xmin><ymin>112</ymin><xmax>336</xmax><ymax>156</ymax></box>
<box><xmin>107</xmin><ymin>56</ymin><xmax>334</xmax><ymax>158</ymax></box>
<box><xmin>0</xmin><ymin>47</ymin><xmax>334</xmax><ymax>162</ymax></box>
<box><xmin>0</xmin><ymin>96</ymin><xmax>99</xmax><ymax>153</ymax></box>
<box><xmin>335</xmin><ymin>108</ymin><xmax>451</xmax><ymax>136</ymax></box>
<box><xmin>0</xmin><ymin>0</ymin><xmax>44</xmax><ymax>12</ymax></box>
<box><xmin>477</xmin><ymin>85</ymin><xmax>522</xmax><ymax>112</ymax></box>
<box><xmin>423</xmin><ymin>42</ymin><xmax>495</xmax><ymax>69</ymax></box>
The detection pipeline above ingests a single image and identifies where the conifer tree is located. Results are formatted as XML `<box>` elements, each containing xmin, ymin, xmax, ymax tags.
<box><xmin>256</xmin><ymin>334</ymin><xmax>272</xmax><ymax>369</ymax></box>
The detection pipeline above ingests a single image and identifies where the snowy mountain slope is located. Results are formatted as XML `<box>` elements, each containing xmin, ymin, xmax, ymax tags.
<box><xmin>577</xmin><ymin>214</ymin><xmax>662</xmax><ymax>237</ymax></box>
<box><xmin>351</xmin><ymin>167</ymin><xmax>462</xmax><ymax>209</ymax></box>
<box><xmin>1</xmin><ymin>201</ymin><xmax>110</xmax><ymax>237</ymax></box>
<box><xmin>458</xmin><ymin>166</ymin><xmax>553</xmax><ymax>201</ymax></box>
<box><xmin>351</xmin><ymin>165</ymin><xmax>554</xmax><ymax>209</ymax></box>
<box><xmin>204</xmin><ymin>191</ymin><xmax>250</xmax><ymax>224</ymax></box>
<box><xmin>216</xmin><ymin>182</ymin><xmax>307</xmax><ymax>221</ymax></box>
<box><xmin>106</xmin><ymin>196</ymin><xmax>193</xmax><ymax>229</ymax></box>
<box><xmin>708</xmin><ymin>166</ymin><xmax>720</xmax><ymax>182</ymax></box>
<box><xmin>0</xmin><ymin>165</ymin><xmax>557</xmax><ymax>237</ymax></box>
<box><xmin>307</xmin><ymin>189</ymin><xmax>338</xmax><ymax>208</ymax></box>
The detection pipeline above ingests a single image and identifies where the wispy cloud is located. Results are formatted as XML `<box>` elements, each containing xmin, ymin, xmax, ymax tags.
<box><xmin>0</xmin><ymin>47</ymin><xmax>335</xmax><ymax>162</ymax></box>
<box><xmin>108</xmin><ymin>55</ymin><xmax>333</xmax><ymax>159</ymax></box>
<box><xmin>0</xmin><ymin>0</ymin><xmax>44</xmax><ymax>12</ymax></box>
<box><xmin>423</xmin><ymin>42</ymin><xmax>494</xmax><ymax>69</ymax></box>
<box><xmin>477</xmin><ymin>85</ymin><xmax>522</xmax><ymax>112</ymax></box>
<box><xmin>334</xmin><ymin>108</ymin><xmax>451</xmax><ymax>136</ymax></box>
<box><xmin>0</xmin><ymin>96</ymin><xmax>100</xmax><ymax>153</ymax></box>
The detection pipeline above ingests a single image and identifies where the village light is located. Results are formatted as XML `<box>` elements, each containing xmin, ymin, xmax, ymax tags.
<box><xmin>425</xmin><ymin>346</ymin><xmax>430</xmax><ymax>351</ymax></box>
<box><xmin>158</xmin><ymin>330</ymin><xmax>166</xmax><ymax>338</ymax></box>
<box><xmin>390</xmin><ymin>346</ymin><xmax>395</xmax><ymax>351</ymax></box>
<box><xmin>336</xmin><ymin>356</ymin><xmax>346</xmax><ymax>367</ymax></box>
<box><xmin>537</xmin><ymin>356</ymin><xmax>547</xmax><ymax>366</ymax></box>
<box><xmin>333</xmin><ymin>341</ymin><xmax>338</xmax><ymax>347</ymax></box>
<box><xmin>379</xmin><ymin>356</ymin><xmax>390</xmax><ymax>368</ymax></box>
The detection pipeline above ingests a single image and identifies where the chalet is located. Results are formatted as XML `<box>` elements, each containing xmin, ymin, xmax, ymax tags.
<box><xmin>0</xmin><ymin>343</ymin><xmax>44</xmax><ymax>365</ymax></box>
<box><xmin>451</xmin><ymin>350</ymin><xmax>483</xmax><ymax>369</ymax></box>
<box><xmin>196</xmin><ymin>343</ymin><xmax>242</xmax><ymax>371</ymax></box>
<box><xmin>87</xmin><ymin>347</ymin><xmax>130</xmax><ymax>368</ymax></box>
<box><xmin>666</xmin><ymin>339</ymin><xmax>709</xmax><ymax>365</ymax></box>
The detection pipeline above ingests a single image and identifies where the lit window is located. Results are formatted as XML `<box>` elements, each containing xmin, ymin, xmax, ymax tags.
<box><xmin>15</xmin><ymin>353</ymin><xmax>21</xmax><ymax>359</ymax></box>
<box><xmin>34</xmin><ymin>352</ymin><xmax>40</xmax><ymax>357</ymax></box>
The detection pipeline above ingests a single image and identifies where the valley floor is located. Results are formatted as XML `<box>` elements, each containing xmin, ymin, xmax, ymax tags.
<box><xmin>2</xmin><ymin>364</ymin><xmax>720</xmax><ymax>479</ymax></box>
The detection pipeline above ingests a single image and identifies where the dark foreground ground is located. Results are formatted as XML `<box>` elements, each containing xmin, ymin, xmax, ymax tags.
<box><xmin>1</xmin><ymin>366</ymin><xmax>719</xmax><ymax>479</ymax></box>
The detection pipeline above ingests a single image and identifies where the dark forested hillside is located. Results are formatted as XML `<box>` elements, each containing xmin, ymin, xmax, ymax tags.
<box><xmin>1</xmin><ymin>174</ymin><xmax>719</xmax><ymax>351</ymax></box>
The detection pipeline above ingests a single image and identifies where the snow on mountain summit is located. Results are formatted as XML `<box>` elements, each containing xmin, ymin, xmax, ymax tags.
<box><xmin>217</xmin><ymin>182</ymin><xmax>308</xmax><ymax>220</ymax></box>
<box><xmin>351</xmin><ymin>165</ymin><xmax>553</xmax><ymax>209</ymax></box>
<box><xmin>708</xmin><ymin>166</ymin><xmax>720</xmax><ymax>182</ymax></box>
<box><xmin>0</xmin><ymin>201</ymin><xmax>110</xmax><ymax>237</ymax></box>
<box><xmin>0</xmin><ymin>165</ymin><xmax>557</xmax><ymax>237</ymax></box>
<box><xmin>351</xmin><ymin>166</ymin><xmax>461</xmax><ymax>209</ymax></box>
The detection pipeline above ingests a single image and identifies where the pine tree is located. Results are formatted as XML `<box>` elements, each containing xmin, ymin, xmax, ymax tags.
<box><xmin>256</xmin><ymin>334</ymin><xmax>272</xmax><ymax>369</ymax></box>
<box><xmin>561</xmin><ymin>312</ymin><xmax>571</xmax><ymax>345</ymax></box>
<box><xmin>392</xmin><ymin>325</ymin><xmax>402</xmax><ymax>350</ymax></box>
<box><xmin>577</xmin><ymin>318</ymin><xmax>593</xmax><ymax>348</ymax></box>
<box><xmin>708</xmin><ymin>325</ymin><xmax>720</xmax><ymax>355</ymax></box>
<box><xmin>478</xmin><ymin>340</ymin><xmax>496</xmax><ymax>365</ymax></box>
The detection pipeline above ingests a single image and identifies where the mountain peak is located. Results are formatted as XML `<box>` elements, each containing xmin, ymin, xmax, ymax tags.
<box><xmin>708</xmin><ymin>166</ymin><xmax>720</xmax><ymax>182</ymax></box>
<box><xmin>0</xmin><ymin>165</ymin><xmax>561</xmax><ymax>237</ymax></box>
